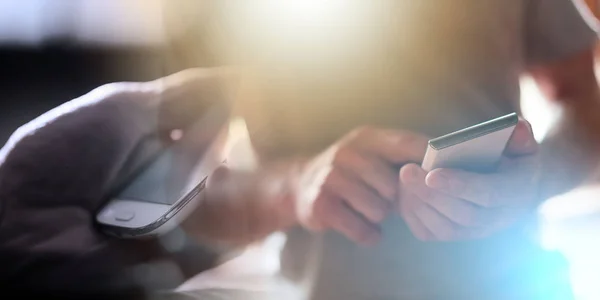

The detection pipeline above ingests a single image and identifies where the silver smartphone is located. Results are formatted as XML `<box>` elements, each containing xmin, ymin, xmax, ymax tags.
<box><xmin>421</xmin><ymin>113</ymin><xmax>518</xmax><ymax>172</ymax></box>
<box><xmin>96</xmin><ymin>104</ymin><xmax>228</xmax><ymax>238</ymax></box>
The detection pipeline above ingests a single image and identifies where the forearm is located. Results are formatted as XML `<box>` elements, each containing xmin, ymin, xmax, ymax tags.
<box><xmin>537</xmin><ymin>88</ymin><xmax>600</xmax><ymax>201</ymax></box>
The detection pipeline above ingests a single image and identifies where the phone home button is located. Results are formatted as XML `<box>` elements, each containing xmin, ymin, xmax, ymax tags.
<box><xmin>115</xmin><ymin>211</ymin><xmax>135</xmax><ymax>222</ymax></box>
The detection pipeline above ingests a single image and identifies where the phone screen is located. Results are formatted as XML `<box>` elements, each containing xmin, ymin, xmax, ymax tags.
<box><xmin>115</xmin><ymin>148</ymin><xmax>202</xmax><ymax>205</ymax></box>
<box><xmin>112</xmin><ymin>103</ymin><xmax>227</xmax><ymax>206</ymax></box>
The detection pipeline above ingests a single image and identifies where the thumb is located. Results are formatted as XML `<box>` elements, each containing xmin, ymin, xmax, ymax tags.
<box><xmin>504</xmin><ymin>118</ymin><xmax>538</xmax><ymax>157</ymax></box>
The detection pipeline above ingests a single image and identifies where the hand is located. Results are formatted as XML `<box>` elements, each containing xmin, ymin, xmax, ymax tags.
<box><xmin>0</xmin><ymin>68</ymin><xmax>234</xmax><ymax>208</ymax></box>
<box><xmin>295</xmin><ymin>126</ymin><xmax>429</xmax><ymax>246</ymax></box>
<box><xmin>398</xmin><ymin>119</ymin><xmax>540</xmax><ymax>241</ymax></box>
<box><xmin>184</xmin><ymin>162</ymin><xmax>301</xmax><ymax>246</ymax></box>
<box><xmin>0</xmin><ymin>68</ymin><xmax>235</xmax><ymax>249</ymax></box>
<box><xmin>0</xmin><ymin>68</ymin><xmax>237</xmax><ymax>290</ymax></box>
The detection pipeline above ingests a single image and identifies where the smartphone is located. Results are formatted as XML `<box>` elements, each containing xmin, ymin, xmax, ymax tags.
<box><xmin>421</xmin><ymin>113</ymin><xmax>518</xmax><ymax>172</ymax></box>
<box><xmin>96</xmin><ymin>104</ymin><xmax>228</xmax><ymax>238</ymax></box>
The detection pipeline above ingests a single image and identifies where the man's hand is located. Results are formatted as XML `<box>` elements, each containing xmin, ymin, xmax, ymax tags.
<box><xmin>0</xmin><ymin>68</ymin><xmax>236</xmax><ymax>291</ymax></box>
<box><xmin>0</xmin><ymin>68</ymin><xmax>234</xmax><ymax>207</ymax></box>
<box><xmin>398</xmin><ymin>119</ymin><xmax>540</xmax><ymax>241</ymax></box>
<box><xmin>295</xmin><ymin>126</ymin><xmax>429</xmax><ymax>246</ymax></box>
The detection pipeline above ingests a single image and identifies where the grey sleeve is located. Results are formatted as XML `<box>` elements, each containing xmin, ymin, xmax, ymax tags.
<box><xmin>525</xmin><ymin>0</ymin><xmax>598</xmax><ymax>66</ymax></box>
<box><xmin>0</xmin><ymin>80</ymin><xmax>227</xmax><ymax>297</ymax></box>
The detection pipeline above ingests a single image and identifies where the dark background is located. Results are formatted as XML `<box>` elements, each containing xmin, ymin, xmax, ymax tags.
<box><xmin>0</xmin><ymin>0</ymin><xmax>201</xmax><ymax>144</ymax></box>
<box><xmin>0</xmin><ymin>46</ymin><xmax>170</xmax><ymax>143</ymax></box>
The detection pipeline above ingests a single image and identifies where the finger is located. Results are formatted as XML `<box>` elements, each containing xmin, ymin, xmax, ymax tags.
<box><xmin>347</xmin><ymin>126</ymin><xmax>429</xmax><ymax>165</ymax></box>
<box><xmin>400</xmin><ymin>166</ymin><xmax>484</xmax><ymax>241</ymax></box>
<box><xmin>324</xmin><ymin>168</ymin><xmax>390</xmax><ymax>223</ymax></box>
<box><xmin>400</xmin><ymin>164</ymin><xmax>497</xmax><ymax>227</ymax></box>
<box><xmin>302</xmin><ymin>190</ymin><xmax>336</xmax><ymax>231</ymax></box>
<box><xmin>332</xmin><ymin>147</ymin><xmax>398</xmax><ymax>200</ymax></box>
<box><xmin>422</xmin><ymin>192</ymin><xmax>496</xmax><ymax>228</ymax></box>
<box><xmin>425</xmin><ymin>168</ymin><xmax>499</xmax><ymax>208</ymax></box>
<box><xmin>322</xmin><ymin>197</ymin><xmax>382</xmax><ymax>246</ymax></box>
<box><xmin>400</xmin><ymin>163</ymin><xmax>429</xmax><ymax>188</ymax></box>
<box><xmin>403</xmin><ymin>211</ymin><xmax>435</xmax><ymax>241</ymax></box>
<box><xmin>399</xmin><ymin>164</ymin><xmax>431</xmax><ymax>210</ymax></box>
<box><xmin>504</xmin><ymin>118</ymin><xmax>538</xmax><ymax>157</ymax></box>
<box><xmin>398</xmin><ymin>180</ymin><xmax>435</xmax><ymax>241</ymax></box>
<box><xmin>151</xmin><ymin>68</ymin><xmax>238</xmax><ymax>132</ymax></box>
<box><xmin>413</xmin><ymin>203</ymin><xmax>468</xmax><ymax>241</ymax></box>
<box><xmin>401</xmin><ymin>164</ymin><xmax>475</xmax><ymax>237</ymax></box>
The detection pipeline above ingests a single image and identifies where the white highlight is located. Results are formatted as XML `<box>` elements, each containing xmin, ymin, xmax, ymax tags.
<box><xmin>540</xmin><ymin>186</ymin><xmax>600</xmax><ymax>300</ymax></box>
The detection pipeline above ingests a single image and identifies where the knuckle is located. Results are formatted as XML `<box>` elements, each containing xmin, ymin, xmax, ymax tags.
<box><xmin>305</xmin><ymin>194</ymin><xmax>331</xmax><ymax>230</ymax></box>
<box><xmin>332</xmin><ymin>147</ymin><xmax>355</xmax><ymax>167</ymax></box>
<box><xmin>355</xmin><ymin>225</ymin><xmax>374</xmax><ymax>243</ymax></box>
<box><xmin>367</xmin><ymin>207</ymin><xmax>386</xmax><ymax>223</ymax></box>
<box><xmin>349</xmin><ymin>125</ymin><xmax>374</xmax><ymax>140</ymax></box>
<box><xmin>323</xmin><ymin>168</ymin><xmax>341</xmax><ymax>188</ymax></box>
<box><xmin>396</xmin><ymin>131</ymin><xmax>416</xmax><ymax>144</ymax></box>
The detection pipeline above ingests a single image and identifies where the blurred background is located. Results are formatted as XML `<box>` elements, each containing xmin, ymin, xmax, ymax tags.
<box><xmin>1</xmin><ymin>1</ymin><xmax>600</xmax><ymax>299</ymax></box>
<box><xmin>0</xmin><ymin>0</ymin><xmax>192</xmax><ymax>143</ymax></box>
<box><xmin>1</xmin><ymin>0</ymin><xmax>598</xmax><ymax>143</ymax></box>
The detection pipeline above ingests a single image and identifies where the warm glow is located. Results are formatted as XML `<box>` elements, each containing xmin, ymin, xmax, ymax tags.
<box><xmin>540</xmin><ymin>187</ymin><xmax>600</xmax><ymax>300</ymax></box>
<box><xmin>260</xmin><ymin>0</ymin><xmax>347</xmax><ymax>26</ymax></box>
<box><xmin>216</xmin><ymin>0</ymin><xmax>380</xmax><ymax>70</ymax></box>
